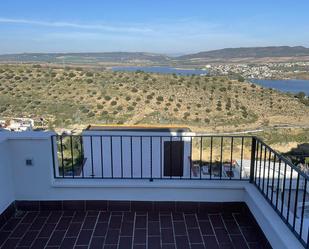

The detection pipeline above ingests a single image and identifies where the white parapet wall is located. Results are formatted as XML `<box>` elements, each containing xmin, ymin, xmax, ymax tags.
<box><xmin>0</xmin><ymin>134</ymin><xmax>15</xmax><ymax>213</ymax></box>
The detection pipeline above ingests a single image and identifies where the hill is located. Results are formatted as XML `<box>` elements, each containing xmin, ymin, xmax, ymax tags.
<box><xmin>0</xmin><ymin>64</ymin><xmax>308</xmax><ymax>133</ymax></box>
<box><xmin>1</xmin><ymin>46</ymin><xmax>309</xmax><ymax>65</ymax></box>
<box><xmin>177</xmin><ymin>46</ymin><xmax>309</xmax><ymax>62</ymax></box>
<box><xmin>0</xmin><ymin>52</ymin><xmax>170</xmax><ymax>64</ymax></box>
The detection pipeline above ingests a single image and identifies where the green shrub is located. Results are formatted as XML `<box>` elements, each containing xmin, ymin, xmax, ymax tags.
<box><xmin>156</xmin><ymin>96</ymin><xmax>164</xmax><ymax>101</ymax></box>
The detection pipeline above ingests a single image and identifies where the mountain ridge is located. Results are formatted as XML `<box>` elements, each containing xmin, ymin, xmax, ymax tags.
<box><xmin>1</xmin><ymin>46</ymin><xmax>309</xmax><ymax>64</ymax></box>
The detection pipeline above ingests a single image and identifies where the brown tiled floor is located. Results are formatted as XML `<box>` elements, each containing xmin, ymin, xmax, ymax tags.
<box><xmin>0</xmin><ymin>210</ymin><xmax>272</xmax><ymax>249</ymax></box>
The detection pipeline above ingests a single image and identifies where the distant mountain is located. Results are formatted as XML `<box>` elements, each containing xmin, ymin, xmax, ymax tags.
<box><xmin>0</xmin><ymin>52</ymin><xmax>170</xmax><ymax>64</ymax></box>
<box><xmin>1</xmin><ymin>46</ymin><xmax>309</xmax><ymax>64</ymax></box>
<box><xmin>177</xmin><ymin>46</ymin><xmax>309</xmax><ymax>60</ymax></box>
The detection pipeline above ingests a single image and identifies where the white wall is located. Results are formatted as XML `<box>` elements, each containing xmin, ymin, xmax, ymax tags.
<box><xmin>5</xmin><ymin>132</ymin><xmax>244</xmax><ymax>202</ymax></box>
<box><xmin>0</xmin><ymin>134</ymin><xmax>14</xmax><ymax>214</ymax></box>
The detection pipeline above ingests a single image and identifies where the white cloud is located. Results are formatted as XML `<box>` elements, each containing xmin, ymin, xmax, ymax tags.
<box><xmin>0</xmin><ymin>17</ymin><xmax>152</xmax><ymax>33</ymax></box>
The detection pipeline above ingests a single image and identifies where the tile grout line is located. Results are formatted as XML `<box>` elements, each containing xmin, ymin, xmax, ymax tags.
<box><xmin>30</xmin><ymin>211</ymin><xmax>53</xmax><ymax>248</ymax></box>
<box><xmin>18</xmin><ymin>211</ymin><xmax>42</xmax><ymax>248</ymax></box>
<box><xmin>183</xmin><ymin>213</ymin><xmax>192</xmax><ymax>249</ymax></box>
<box><xmin>220</xmin><ymin>213</ymin><xmax>235</xmax><ymax>248</ymax></box>
<box><xmin>171</xmin><ymin>213</ymin><xmax>181</xmax><ymax>248</ymax></box>
<box><xmin>232</xmin><ymin>212</ymin><xmax>251</xmax><ymax>249</ymax></box>
<box><xmin>131</xmin><ymin>211</ymin><xmax>136</xmax><ymax>249</ymax></box>
<box><xmin>195</xmin><ymin>212</ymin><xmax>207</xmax><ymax>249</ymax></box>
<box><xmin>71</xmin><ymin>210</ymin><xmax>87</xmax><ymax>249</ymax></box>
<box><xmin>86</xmin><ymin>210</ymin><xmax>101</xmax><ymax>249</ymax></box>
<box><xmin>207</xmin><ymin>212</ymin><xmax>220</xmax><ymax>247</ymax></box>
<box><xmin>44</xmin><ymin>210</ymin><xmax>64</xmax><ymax>249</ymax></box>
<box><xmin>145</xmin><ymin>212</ymin><xmax>148</xmax><ymax>249</ymax></box>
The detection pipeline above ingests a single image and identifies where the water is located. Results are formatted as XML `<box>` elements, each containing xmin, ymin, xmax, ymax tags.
<box><xmin>251</xmin><ymin>79</ymin><xmax>309</xmax><ymax>96</ymax></box>
<box><xmin>112</xmin><ymin>66</ymin><xmax>207</xmax><ymax>75</ymax></box>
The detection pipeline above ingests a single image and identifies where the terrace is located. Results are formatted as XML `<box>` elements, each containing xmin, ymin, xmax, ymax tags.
<box><xmin>0</xmin><ymin>127</ymin><xmax>308</xmax><ymax>249</ymax></box>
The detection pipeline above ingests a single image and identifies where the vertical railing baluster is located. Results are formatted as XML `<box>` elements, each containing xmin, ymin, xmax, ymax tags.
<box><xmin>240</xmin><ymin>137</ymin><xmax>244</xmax><ymax>180</ymax></box>
<box><xmin>276</xmin><ymin>159</ymin><xmax>282</xmax><ymax>209</ymax></box>
<box><xmin>180</xmin><ymin>136</ymin><xmax>183</xmax><ymax>179</ymax></box>
<box><xmin>271</xmin><ymin>154</ymin><xmax>277</xmax><ymax>204</ymax></box>
<box><xmin>200</xmin><ymin>136</ymin><xmax>202</xmax><ymax>180</ymax></box>
<box><xmin>60</xmin><ymin>136</ymin><xmax>64</xmax><ymax>178</ymax></box>
<box><xmin>110</xmin><ymin>137</ymin><xmax>114</xmax><ymax>178</ymax></box>
<box><xmin>80</xmin><ymin>136</ymin><xmax>84</xmax><ymax>178</ymax></box>
<box><xmin>280</xmin><ymin>162</ymin><xmax>287</xmax><ymax>216</ymax></box>
<box><xmin>210</xmin><ymin>137</ymin><xmax>213</xmax><ymax>180</ymax></box>
<box><xmin>287</xmin><ymin>168</ymin><xmax>293</xmax><ymax>222</ymax></box>
<box><xmin>160</xmin><ymin>136</ymin><xmax>162</xmax><ymax>179</ymax></box>
<box><xmin>150</xmin><ymin>136</ymin><xmax>153</xmax><ymax>181</ymax></box>
<box><xmin>70</xmin><ymin>136</ymin><xmax>74</xmax><ymax>178</ymax></box>
<box><xmin>120</xmin><ymin>136</ymin><xmax>123</xmax><ymax>178</ymax></box>
<box><xmin>220</xmin><ymin>137</ymin><xmax>223</xmax><ymax>180</ymax></box>
<box><xmin>258</xmin><ymin>143</ymin><xmax>263</xmax><ymax>187</ymax></box>
<box><xmin>293</xmin><ymin>174</ymin><xmax>300</xmax><ymax>230</ymax></box>
<box><xmin>300</xmin><ymin>178</ymin><xmax>307</xmax><ymax>239</ymax></box>
<box><xmin>170</xmin><ymin>136</ymin><xmax>172</xmax><ymax>178</ymax></box>
<box><xmin>130</xmin><ymin>136</ymin><xmax>133</xmax><ymax>179</ymax></box>
<box><xmin>262</xmin><ymin>146</ymin><xmax>267</xmax><ymax>192</ymax></box>
<box><xmin>254</xmin><ymin>140</ymin><xmax>259</xmax><ymax>183</ymax></box>
<box><xmin>190</xmin><ymin>137</ymin><xmax>193</xmax><ymax>179</ymax></box>
<box><xmin>51</xmin><ymin>136</ymin><xmax>56</xmax><ymax>178</ymax></box>
<box><xmin>100</xmin><ymin>136</ymin><xmax>104</xmax><ymax>178</ymax></box>
<box><xmin>90</xmin><ymin>136</ymin><xmax>94</xmax><ymax>178</ymax></box>
<box><xmin>230</xmin><ymin>137</ymin><xmax>233</xmax><ymax>180</ymax></box>
<box><xmin>250</xmin><ymin>137</ymin><xmax>257</xmax><ymax>183</ymax></box>
<box><xmin>140</xmin><ymin>136</ymin><xmax>143</xmax><ymax>179</ymax></box>
<box><xmin>266</xmin><ymin>151</ymin><xmax>271</xmax><ymax>198</ymax></box>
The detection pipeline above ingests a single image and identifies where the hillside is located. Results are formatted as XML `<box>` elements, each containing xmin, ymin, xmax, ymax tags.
<box><xmin>178</xmin><ymin>46</ymin><xmax>309</xmax><ymax>60</ymax></box>
<box><xmin>1</xmin><ymin>46</ymin><xmax>309</xmax><ymax>65</ymax></box>
<box><xmin>0</xmin><ymin>52</ymin><xmax>170</xmax><ymax>65</ymax></box>
<box><xmin>0</xmin><ymin>64</ymin><xmax>309</xmax><ymax>133</ymax></box>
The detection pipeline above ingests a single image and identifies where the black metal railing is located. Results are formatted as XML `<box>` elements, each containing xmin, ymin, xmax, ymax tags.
<box><xmin>51</xmin><ymin>135</ymin><xmax>252</xmax><ymax>180</ymax></box>
<box><xmin>251</xmin><ymin>137</ymin><xmax>309</xmax><ymax>248</ymax></box>
<box><xmin>50</xmin><ymin>134</ymin><xmax>309</xmax><ymax>247</ymax></box>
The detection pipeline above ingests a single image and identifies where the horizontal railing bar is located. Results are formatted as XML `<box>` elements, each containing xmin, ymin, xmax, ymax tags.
<box><xmin>53</xmin><ymin>177</ymin><xmax>250</xmax><ymax>180</ymax></box>
<box><xmin>52</xmin><ymin>134</ymin><xmax>252</xmax><ymax>138</ymax></box>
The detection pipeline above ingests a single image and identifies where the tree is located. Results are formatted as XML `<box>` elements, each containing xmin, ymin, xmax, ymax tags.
<box><xmin>296</xmin><ymin>91</ymin><xmax>306</xmax><ymax>99</ymax></box>
<box><xmin>238</xmin><ymin>76</ymin><xmax>245</xmax><ymax>82</ymax></box>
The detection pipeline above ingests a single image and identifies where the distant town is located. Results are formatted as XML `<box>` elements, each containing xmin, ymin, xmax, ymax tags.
<box><xmin>206</xmin><ymin>61</ymin><xmax>309</xmax><ymax>79</ymax></box>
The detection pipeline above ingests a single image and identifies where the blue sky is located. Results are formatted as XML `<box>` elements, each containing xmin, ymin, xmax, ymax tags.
<box><xmin>0</xmin><ymin>0</ymin><xmax>309</xmax><ymax>54</ymax></box>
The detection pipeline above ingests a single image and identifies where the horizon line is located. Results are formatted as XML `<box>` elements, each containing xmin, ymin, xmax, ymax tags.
<box><xmin>0</xmin><ymin>45</ymin><xmax>308</xmax><ymax>57</ymax></box>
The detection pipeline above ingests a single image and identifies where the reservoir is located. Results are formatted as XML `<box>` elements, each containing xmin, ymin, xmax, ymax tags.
<box><xmin>251</xmin><ymin>79</ymin><xmax>309</xmax><ymax>96</ymax></box>
<box><xmin>112</xmin><ymin>66</ymin><xmax>207</xmax><ymax>75</ymax></box>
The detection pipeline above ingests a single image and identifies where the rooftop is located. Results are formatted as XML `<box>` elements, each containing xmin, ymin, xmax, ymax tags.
<box><xmin>0</xmin><ymin>203</ymin><xmax>270</xmax><ymax>249</ymax></box>
<box><xmin>0</xmin><ymin>131</ymin><xmax>307</xmax><ymax>249</ymax></box>
<box><xmin>85</xmin><ymin>124</ymin><xmax>191</xmax><ymax>132</ymax></box>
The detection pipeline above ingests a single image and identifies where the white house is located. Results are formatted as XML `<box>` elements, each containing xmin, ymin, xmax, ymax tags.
<box><xmin>8</xmin><ymin>118</ymin><xmax>34</xmax><ymax>131</ymax></box>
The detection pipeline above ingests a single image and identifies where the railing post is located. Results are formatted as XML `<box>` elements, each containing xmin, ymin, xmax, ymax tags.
<box><xmin>250</xmin><ymin>137</ymin><xmax>257</xmax><ymax>183</ymax></box>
